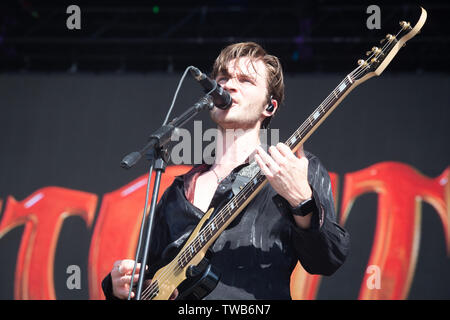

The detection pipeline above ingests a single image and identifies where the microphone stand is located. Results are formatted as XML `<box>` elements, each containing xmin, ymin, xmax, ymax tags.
<box><xmin>121</xmin><ymin>94</ymin><xmax>214</xmax><ymax>300</ymax></box>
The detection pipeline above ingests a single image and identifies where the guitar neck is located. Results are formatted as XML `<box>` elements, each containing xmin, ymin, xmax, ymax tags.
<box><xmin>176</xmin><ymin>71</ymin><xmax>360</xmax><ymax>269</ymax></box>
<box><xmin>286</xmin><ymin>74</ymin><xmax>357</xmax><ymax>153</ymax></box>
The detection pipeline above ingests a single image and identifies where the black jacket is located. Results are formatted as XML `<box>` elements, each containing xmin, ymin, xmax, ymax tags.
<box><xmin>102</xmin><ymin>151</ymin><xmax>350</xmax><ymax>299</ymax></box>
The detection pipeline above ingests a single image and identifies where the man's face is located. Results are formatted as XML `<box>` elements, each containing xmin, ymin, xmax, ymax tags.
<box><xmin>210</xmin><ymin>57</ymin><xmax>269</xmax><ymax>130</ymax></box>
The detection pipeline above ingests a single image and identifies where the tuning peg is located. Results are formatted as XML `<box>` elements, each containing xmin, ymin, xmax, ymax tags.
<box><xmin>381</xmin><ymin>34</ymin><xmax>396</xmax><ymax>44</ymax></box>
<box><xmin>357</xmin><ymin>59</ymin><xmax>368</xmax><ymax>67</ymax></box>
<box><xmin>370</xmin><ymin>57</ymin><xmax>379</xmax><ymax>63</ymax></box>
<box><xmin>399</xmin><ymin>21</ymin><xmax>411</xmax><ymax>30</ymax></box>
<box><xmin>372</xmin><ymin>46</ymin><xmax>381</xmax><ymax>54</ymax></box>
<box><xmin>385</xmin><ymin>34</ymin><xmax>396</xmax><ymax>42</ymax></box>
<box><xmin>366</xmin><ymin>46</ymin><xmax>382</xmax><ymax>56</ymax></box>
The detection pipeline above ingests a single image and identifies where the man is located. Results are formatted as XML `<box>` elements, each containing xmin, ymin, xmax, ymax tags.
<box><xmin>102</xmin><ymin>42</ymin><xmax>350</xmax><ymax>300</ymax></box>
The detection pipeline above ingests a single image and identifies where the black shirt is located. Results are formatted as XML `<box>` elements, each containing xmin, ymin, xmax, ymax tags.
<box><xmin>102</xmin><ymin>151</ymin><xmax>350</xmax><ymax>300</ymax></box>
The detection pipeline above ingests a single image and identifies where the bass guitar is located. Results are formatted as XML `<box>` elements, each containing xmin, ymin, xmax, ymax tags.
<box><xmin>140</xmin><ymin>6</ymin><xmax>427</xmax><ymax>300</ymax></box>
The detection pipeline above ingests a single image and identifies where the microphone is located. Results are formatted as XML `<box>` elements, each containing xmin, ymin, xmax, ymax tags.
<box><xmin>190</xmin><ymin>66</ymin><xmax>232</xmax><ymax>110</ymax></box>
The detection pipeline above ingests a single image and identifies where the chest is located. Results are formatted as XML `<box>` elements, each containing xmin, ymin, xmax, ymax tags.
<box><xmin>161</xmin><ymin>178</ymin><xmax>293</xmax><ymax>269</ymax></box>
<box><xmin>192</xmin><ymin>172</ymin><xmax>220</xmax><ymax>212</ymax></box>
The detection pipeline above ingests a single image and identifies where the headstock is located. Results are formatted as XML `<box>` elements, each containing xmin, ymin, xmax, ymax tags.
<box><xmin>351</xmin><ymin>7</ymin><xmax>427</xmax><ymax>84</ymax></box>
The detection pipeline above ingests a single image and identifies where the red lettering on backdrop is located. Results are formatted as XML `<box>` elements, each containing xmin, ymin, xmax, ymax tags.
<box><xmin>88</xmin><ymin>166</ymin><xmax>192</xmax><ymax>300</ymax></box>
<box><xmin>0</xmin><ymin>187</ymin><xmax>97</xmax><ymax>299</ymax></box>
<box><xmin>340</xmin><ymin>162</ymin><xmax>449</xmax><ymax>299</ymax></box>
<box><xmin>0</xmin><ymin>162</ymin><xmax>448</xmax><ymax>299</ymax></box>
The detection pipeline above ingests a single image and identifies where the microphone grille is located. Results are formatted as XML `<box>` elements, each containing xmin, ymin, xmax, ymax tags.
<box><xmin>189</xmin><ymin>66</ymin><xmax>202</xmax><ymax>80</ymax></box>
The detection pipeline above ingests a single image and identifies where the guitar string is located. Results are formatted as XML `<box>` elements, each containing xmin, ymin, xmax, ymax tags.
<box><xmin>140</xmin><ymin>29</ymin><xmax>402</xmax><ymax>300</ymax></box>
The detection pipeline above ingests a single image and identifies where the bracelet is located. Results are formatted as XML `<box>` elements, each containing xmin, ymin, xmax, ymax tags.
<box><xmin>290</xmin><ymin>197</ymin><xmax>316</xmax><ymax>217</ymax></box>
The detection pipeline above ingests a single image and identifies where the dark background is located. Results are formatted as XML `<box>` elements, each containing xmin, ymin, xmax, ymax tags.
<box><xmin>0</xmin><ymin>0</ymin><xmax>449</xmax><ymax>299</ymax></box>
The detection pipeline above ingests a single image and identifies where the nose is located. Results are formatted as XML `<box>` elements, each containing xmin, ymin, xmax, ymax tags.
<box><xmin>219</xmin><ymin>77</ymin><xmax>237</xmax><ymax>93</ymax></box>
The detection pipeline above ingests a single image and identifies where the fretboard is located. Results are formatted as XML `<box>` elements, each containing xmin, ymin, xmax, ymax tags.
<box><xmin>286</xmin><ymin>74</ymin><xmax>354</xmax><ymax>150</ymax></box>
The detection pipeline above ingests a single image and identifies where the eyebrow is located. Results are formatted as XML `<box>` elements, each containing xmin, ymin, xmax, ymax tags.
<box><xmin>216</xmin><ymin>69</ymin><xmax>231</xmax><ymax>79</ymax></box>
<box><xmin>216</xmin><ymin>69</ymin><xmax>256</xmax><ymax>83</ymax></box>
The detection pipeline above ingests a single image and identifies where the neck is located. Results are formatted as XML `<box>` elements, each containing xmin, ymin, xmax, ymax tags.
<box><xmin>212</xmin><ymin>124</ymin><xmax>261</xmax><ymax>175</ymax></box>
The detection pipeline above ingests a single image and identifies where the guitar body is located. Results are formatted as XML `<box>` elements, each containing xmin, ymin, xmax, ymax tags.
<box><xmin>176</xmin><ymin>255</ymin><xmax>221</xmax><ymax>300</ymax></box>
<box><xmin>141</xmin><ymin>207</ymin><xmax>222</xmax><ymax>300</ymax></box>
<box><xmin>148</xmin><ymin>253</ymin><xmax>220</xmax><ymax>300</ymax></box>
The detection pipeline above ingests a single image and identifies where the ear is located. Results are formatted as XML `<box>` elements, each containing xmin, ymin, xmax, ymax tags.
<box><xmin>262</xmin><ymin>98</ymin><xmax>278</xmax><ymax>117</ymax></box>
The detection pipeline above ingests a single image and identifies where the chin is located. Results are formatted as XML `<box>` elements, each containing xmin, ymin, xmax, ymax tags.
<box><xmin>210</xmin><ymin>108</ymin><xmax>233</xmax><ymax>123</ymax></box>
<box><xmin>210</xmin><ymin>107</ymin><xmax>259</xmax><ymax>130</ymax></box>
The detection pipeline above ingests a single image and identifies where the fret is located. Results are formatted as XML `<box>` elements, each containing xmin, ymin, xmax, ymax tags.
<box><xmin>320</xmin><ymin>103</ymin><xmax>326</xmax><ymax>115</ymax></box>
<box><xmin>219</xmin><ymin>211</ymin><xmax>226</xmax><ymax>222</ymax></box>
<box><xmin>217</xmin><ymin>214</ymin><xmax>225</xmax><ymax>227</ymax></box>
<box><xmin>308</xmin><ymin>115</ymin><xmax>313</xmax><ymax>127</ymax></box>
<box><xmin>347</xmin><ymin>75</ymin><xmax>353</xmax><ymax>84</ymax></box>
<box><xmin>328</xmin><ymin>93</ymin><xmax>338</xmax><ymax>107</ymax></box>
<box><xmin>178</xmin><ymin>252</ymin><xmax>186</xmax><ymax>268</ymax></box>
<box><xmin>204</xmin><ymin>225</ymin><xmax>212</xmax><ymax>240</ymax></box>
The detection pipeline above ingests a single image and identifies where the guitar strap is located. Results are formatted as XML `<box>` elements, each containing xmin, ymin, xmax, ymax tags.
<box><xmin>231</xmin><ymin>160</ymin><xmax>260</xmax><ymax>196</ymax></box>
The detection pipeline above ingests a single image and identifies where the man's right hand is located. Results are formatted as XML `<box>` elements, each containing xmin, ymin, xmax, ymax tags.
<box><xmin>111</xmin><ymin>259</ymin><xmax>144</xmax><ymax>299</ymax></box>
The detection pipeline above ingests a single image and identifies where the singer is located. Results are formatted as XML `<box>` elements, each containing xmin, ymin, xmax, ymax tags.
<box><xmin>102</xmin><ymin>42</ymin><xmax>350</xmax><ymax>300</ymax></box>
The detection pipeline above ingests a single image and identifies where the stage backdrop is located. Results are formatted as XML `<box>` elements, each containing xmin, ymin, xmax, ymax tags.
<box><xmin>0</xmin><ymin>72</ymin><xmax>448</xmax><ymax>299</ymax></box>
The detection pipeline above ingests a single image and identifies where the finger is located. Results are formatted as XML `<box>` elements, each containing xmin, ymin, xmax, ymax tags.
<box><xmin>169</xmin><ymin>288</ymin><xmax>179</xmax><ymax>300</ymax></box>
<box><xmin>276</xmin><ymin>143</ymin><xmax>296</xmax><ymax>160</ymax></box>
<box><xmin>113</xmin><ymin>260</ymin><xmax>122</xmax><ymax>269</ymax></box>
<box><xmin>119</xmin><ymin>286</ymin><xmax>134</xmax><ymax>299</ymax></box>
<box><xmin>256</xmin><ymin>146</ymin><xmax>279</xmax><ymax>172</ymax></box>
<box><xmin>295</xmin><ymin>144</ymin><xmax>306</xmax><ymax>158</ymax></box>
<box><xmin>120</xmin><ymin>260</ymin><xmax>141</xmax><ymax>275</ymax></box>
<box><xmin>111</xmin><ymin>261</ymin><xmax>124</xmax><ymax>276</ymax></box>
<box><xmin>124</xmin><ymin>290</ymin><xmax>135</xmax><ymax>299</ymax></box>
<box><xmin>255</xmin><ymin>154</ymin><xmax>272</xmax><ymax>178</ymax></box>
<box><xmin>268</xmin><ymin>145</ymin><xmax>287</xmax><ymax>166</ymax></box>
<box><xmin>120</xmin><ymin>273</ymin><xmax>140</xmax><ymax>285</ymax></box>
<box><xmin>112</xmin><ymin>261</ymin><xmax>120</xmax><ymax>274</ymax></box>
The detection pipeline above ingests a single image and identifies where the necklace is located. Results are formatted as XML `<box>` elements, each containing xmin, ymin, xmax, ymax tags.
<box><xmin>211</xmin><ymin>168</ymin><xmax>224</xmax><ymax>184</ymax></box>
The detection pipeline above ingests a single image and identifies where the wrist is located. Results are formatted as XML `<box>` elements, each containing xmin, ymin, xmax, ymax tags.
<box><xmin>289</xmin><ymin>197</ymin><xmax>316</xmax><ymax>217</ymax></box>
<box><xmin>287</xmin><ymin>189</ymin><xmax>313</xmax><ymax>208</ymax></box>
